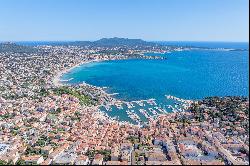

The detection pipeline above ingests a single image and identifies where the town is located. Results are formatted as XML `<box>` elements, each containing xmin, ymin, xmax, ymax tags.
<box><xmin>0</xmin><ymin>40</ymin><xmax>249</xmax><ymax>165</ymax></box>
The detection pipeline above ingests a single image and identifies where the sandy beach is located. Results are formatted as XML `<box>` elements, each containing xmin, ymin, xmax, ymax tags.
<box><xmin>52</xmin><ymin>59</ymin><xmax>102</xmax><ymax>87</ymax></box>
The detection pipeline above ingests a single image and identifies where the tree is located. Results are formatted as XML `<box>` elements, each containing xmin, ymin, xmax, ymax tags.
<box><xmin>16</xmin><ymin>160</ymin><xmax>26</xmax><ymax>165</ymax></box>
<box><xmin>0</xmin><ymin>160</ymin><xmax>7</xmax><ymax>165</ymax></box>
<box><xmin>56</xmin><ymin>107</ymin><xmax>62</xmax><ymax>113</ymax></box>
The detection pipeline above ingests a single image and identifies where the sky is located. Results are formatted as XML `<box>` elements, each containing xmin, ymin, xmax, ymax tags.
<box><xmin>0</xmin><ymin>0</ymin><xmax>249</xmax><ymax>41</ymax></box>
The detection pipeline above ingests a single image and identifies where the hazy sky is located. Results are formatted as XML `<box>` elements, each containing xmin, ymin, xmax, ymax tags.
<box><xmin>0</xmin><ymin>0</ymin><xmax>249</xmax><ymax>41</ymax></box>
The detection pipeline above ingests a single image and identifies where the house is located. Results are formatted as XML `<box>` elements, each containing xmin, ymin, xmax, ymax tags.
<box><xmin>41</xmin><ymin>158</ymin><xmax>52</xmax><ymax>165</ymax></box>
<box><xmin>76</xmin><ymin>143</ymin><xmax>89</xmax><ymax>154</ymax></box>
<box><xmin>92</xmin><ymin>154</ymin><xmax>104</xmax><ymax>165</ymax></box>
<box><xmin>48</xmin><ymin>143</ymin><xmax>69</xmax><ymax>160</ymax></box>
<box><xmin>182</xmin><ymin>159</ymin><xmax>201</xmax><ymax>165</ymax></box>
<box><xmin>182</xmin><ymin>149</ymin><xmax>199</xmax><ymax>158</ymax></box>
<box><xmin>106</xmin><ymin>161</ymin><xmax>128</xmax><ymax>165</ymax></box>
<box><xmin>120</xmin><ymin>149</ymin><xmax>131</xmax><ymax>162</ymax></box>
<box><xmin>0</xmin><ymin>144</ymin><xmax>9</xmax><ymax>155</ymax></box>
<box><xmin>41</xmin><ymin>145</ymin><xmax>54</xmax><ymax>155</ymax></box>
<box><xmin>146</xmin><ymin>161</ymin><xmax>178</xmax><ymax>165</ymax></box>
<box><xmin>120</xmin><ymin>143</ymin><xmax>132</xmax><ymax>162</ymax></box>
<box><xmin>111</xmin><ymin>146</ymin><xmax>120</xmax><ymax>161</ymax></box>
<box><xmin>75</xmin><ymin>155</ymin><xmax>89</xmax><ymax>165</ymax></box>
<box><xmin>201</xmin><ymin>160</ymin><xmax>225</xmax><ymax>165</ymax></box>
<box><xmin>21</xmin><ymin>155</ymin><xmax>44</xmax><ymax>165</ymax></box>
<box><xmin>146</xmin><ymin>152</ymin><xmax>166</xmax><ymax>161</ymax></box>
<box><xmin>52</xmin><ymin>152</ymin><xmax>77</xmax><ymax>165</ymax></box>
<box><xmin>0</xmin><ymin>150</ymin><xmax>20</xmax><ymax>164</ymax></box>
<box><xmin>153</xmin><ymin>138</ymin><xmax>163</xmax><ymax>146</ymax></box>
<box><xmin>205</xmin><ymin>148</ymin><xmax>219</xmax><ymax>158</ymax></box>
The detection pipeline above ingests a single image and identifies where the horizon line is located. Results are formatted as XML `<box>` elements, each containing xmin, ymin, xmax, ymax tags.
<box><xmin>1</xmin><ymin>39</ymin><xmax>249</xmax><ymax>43</ymax></box>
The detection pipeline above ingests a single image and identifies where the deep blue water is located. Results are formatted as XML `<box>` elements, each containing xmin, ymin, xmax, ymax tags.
<box><xmin>61</xmin><ymin>49</ymin><xmax>249</xmax><ymax>102</ymax></box>
<box><xmin>156</xmin><ymin>41</ymin><xmax>249</xmax><ymax>50</ymax></box>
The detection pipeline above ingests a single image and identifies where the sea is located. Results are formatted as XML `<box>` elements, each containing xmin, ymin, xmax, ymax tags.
<box><xmin>23</xmin><ymin>41</ymin><xmax>250</xmax><ymax>124</ymax></box>
<box><xmin>61</xmin><ymin>42</ymin><xmax>249</xmax><ymax>99</ymax></box>
<box><xmin>59</xmin><ymin>42</ymin><xmax>249</xmax><ymax>124</ymax></box>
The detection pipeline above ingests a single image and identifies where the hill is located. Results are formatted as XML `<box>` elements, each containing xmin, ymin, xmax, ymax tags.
<box><xmin>63</xmin><ymin>37</ymin><xmax>159</xmax><ymax>47</ymax></box>
<box><xmin>0</xmin><ymin>42</ymin><xmax>38</xmax><ymax>54</ymax></box>
<box><xmin>92</xmin><ymin>37</ymin><xmax>157</xmax><ymax>47</ymax></box>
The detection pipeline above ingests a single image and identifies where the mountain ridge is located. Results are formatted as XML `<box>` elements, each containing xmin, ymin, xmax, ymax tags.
<box><xmin>69</xmin><ymin>37</ymin><xmax>159</xmax><ymax>47</ymax></box>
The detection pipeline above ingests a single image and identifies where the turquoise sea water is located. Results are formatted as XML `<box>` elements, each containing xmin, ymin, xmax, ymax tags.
<box><xmin>62</xmin><ymin>50</ymin><xmax>249</xmax><ymax>101</ymax></box>
<box><xmin>155</xmin><ymin>41</ymin><xmax>249</xmax><ymax>50</ymax></box>
<box><xmin>61</xmin><ymin>43</ymin><xmax>249</xmax><ymax>123</ymax></box>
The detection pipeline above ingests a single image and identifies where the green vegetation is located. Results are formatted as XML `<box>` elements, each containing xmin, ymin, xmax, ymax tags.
<box><xmin>63</xmin><ymin>37</ymin><xmax>158</xmax><ymax>47</ymax></box>
<box><xmin>189</xmin><ymin>96</ymin><xmax>249</xmax><ymax>134</ymax></box>
<box><xmin>0</xmin><ymin>160</ymin><xmax>7</xmax><ymax>165</ymax></box>
<box><xmin>86</xmin><ymin>150</ymin><xmax>94</xmax><ymax>158</ymax></box>
<box><xmin>11</xmin><ymin>130</ymin><xmax>19</xmax><ymax>136</ymax></box>
<box><xmin>142</xmin><ymin>146</ymin><xmax>153</xmax><ymax>151</ymax></box>
<box><xmin>70</xmin><ymin>115</ymin><xmax>80</xmax><ymax>121</ymax></box>
<box><xmin>33</xmin><ymin>135</ymin><xmax>51</xmax><ymax>147</ymax></box>
<box><xmin>25</xmin><ymin>143</ymin><xmax>50</xmax><ymax>158</ymax></box>
<box><xmin>39</xmin><ymin>88</ymin><xmax>50</xmax><ymax>96</ymax></box>
<box><xmin>2</xmin><ymin>94</ymin><xmax>18</xmax><ymax>100</ymax></box>
<box><xmin>94</xmin><ymin>37</ymin><xmax>157</xmax><ymax>47</ymax></box>
<box><xmin>0</xmin><ymin>113</ymin><xmax>14</xmax><ymax>120</ymax></box>
<box><xmin>97</xmin><ymin>150</ymin><xmax>111</xmax><ymax>161</ymax></box>
<box><xmin>50</xmin><ymin>142</ymin><xmax>58</xmax><ymax>148</ymax></box>
<box><xmin>74</xmin><ymin>111</ymin><xmax>81</xmax><ymax>116</ymax></box>
<box><xmin>85</xmin><ymin>149</ymin><xmax>111</xmax><ymax>161</ymax></box>
<box><xmin>127</xmin><ymin>136</ymin><xmax>139</xmax><ymax>144</ymax></box>
<box><xmin>57</xmin><ymin>127</ymin><xmax>64</xmax><ymax>132</ymax></box>
<box><xmin>0</xmin><ymin>86</ymin><xmax>6</xmax><ymax>92</ymax></box>
<box><xmin>25</xmin><ymin>146</ymin><xmax>41</xmax><ymax>156</ymax></box>
<box><xmin>16</xmin><ymin>159</ymin><xmax>26</xmax><ymax>165</ymax></box>
<box><xmin>49</xmin><ymin>108</ymin><xmax>61</xmax><ymax>115</ymax></box>
<box><xmin>21</xmin><ymin>82</ymin><xmax>30</xmax><ymax>89</ymax></box>
<box><xmin>53</xmin><ymin>86</ymin><xmax>94</xmax><ymax>106</ymax></box>
<box><xmin>49</xmin><ymin>130</ymin><xmax>58</xmax><ymax>134</ymax></box>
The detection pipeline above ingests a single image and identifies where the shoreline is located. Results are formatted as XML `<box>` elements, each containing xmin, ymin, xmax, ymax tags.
<box><xmin>52</xmin><ymin>58</ymin><xmax>135</xmax><ymax>87</ymax></box>
<box><xmin>52</xmin><ymin>53</ymin><xmax>168</xmax><ymax>87</ymax></box>
<box><xmin>52</xmin><ymin>59</ymin><xmax>102</xmax><ymax>87</ymax></box>
<box><xmin>51</xmin><ymin>58</ymin><xmax>145</xmax><ymax>127</ymax></box>
<box><xmin>51</xmin><ymin>57</ymin><xmax>194</xmax><ymax>104</ymax></box>
<box><xmin>50</xmin><ymin>56</ymin><xmax>198</xmax><ymax>126</ymax></box>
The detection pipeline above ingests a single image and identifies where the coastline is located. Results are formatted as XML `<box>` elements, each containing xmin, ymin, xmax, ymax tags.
<box><xmin>51</xmin><ymin>54</ymin><xmax>248</xmax><ymax>127</ymax></box>
<box><xmin>1</xmin><ymin>38</ymin><xmax>249</xmax><ymax>165</ymax></box>
<box><xmin>51</xmin><ymin>58</ymin><xmax>143</xmax><ymax>127</ymax></box>
<box><xmin>52</xmin><ymin>59</ymin><xmax>102</xmax><ymax>87</ymax></box>
<box><xmin>52</xmin><ymin>58</ymin><xmax>135</xmax><ymax>87</ymax></box>
<box><xmin>52</xmin><ymin>52</ymin><xmax>168</xmax><ymax>87</ymax></box>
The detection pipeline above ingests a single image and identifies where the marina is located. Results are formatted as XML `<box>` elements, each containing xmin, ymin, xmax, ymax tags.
<box><xmin>99</xmin><ymin>95</ymin><xmax>191</xmax><ymax>125</ymax></box>
<box><xmin>60</xmin><ymin>78</ymin><xmax>74</xmax><ymax>82</ymax></box>
<box><xmin>60</xmin><ymin>48</ymin><xmax>248</xmax><ymax>125</ymax></box>
<box><xmin>0</xmin><ymin>0</ymin><xmax>248</xmax><ymax>162</ymax></box>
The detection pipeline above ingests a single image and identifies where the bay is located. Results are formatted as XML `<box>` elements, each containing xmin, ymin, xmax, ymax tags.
<box><xmin>61</xmin><ymin>49</ymin><xmax>249</xmax><ymax>101</ymax></box>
